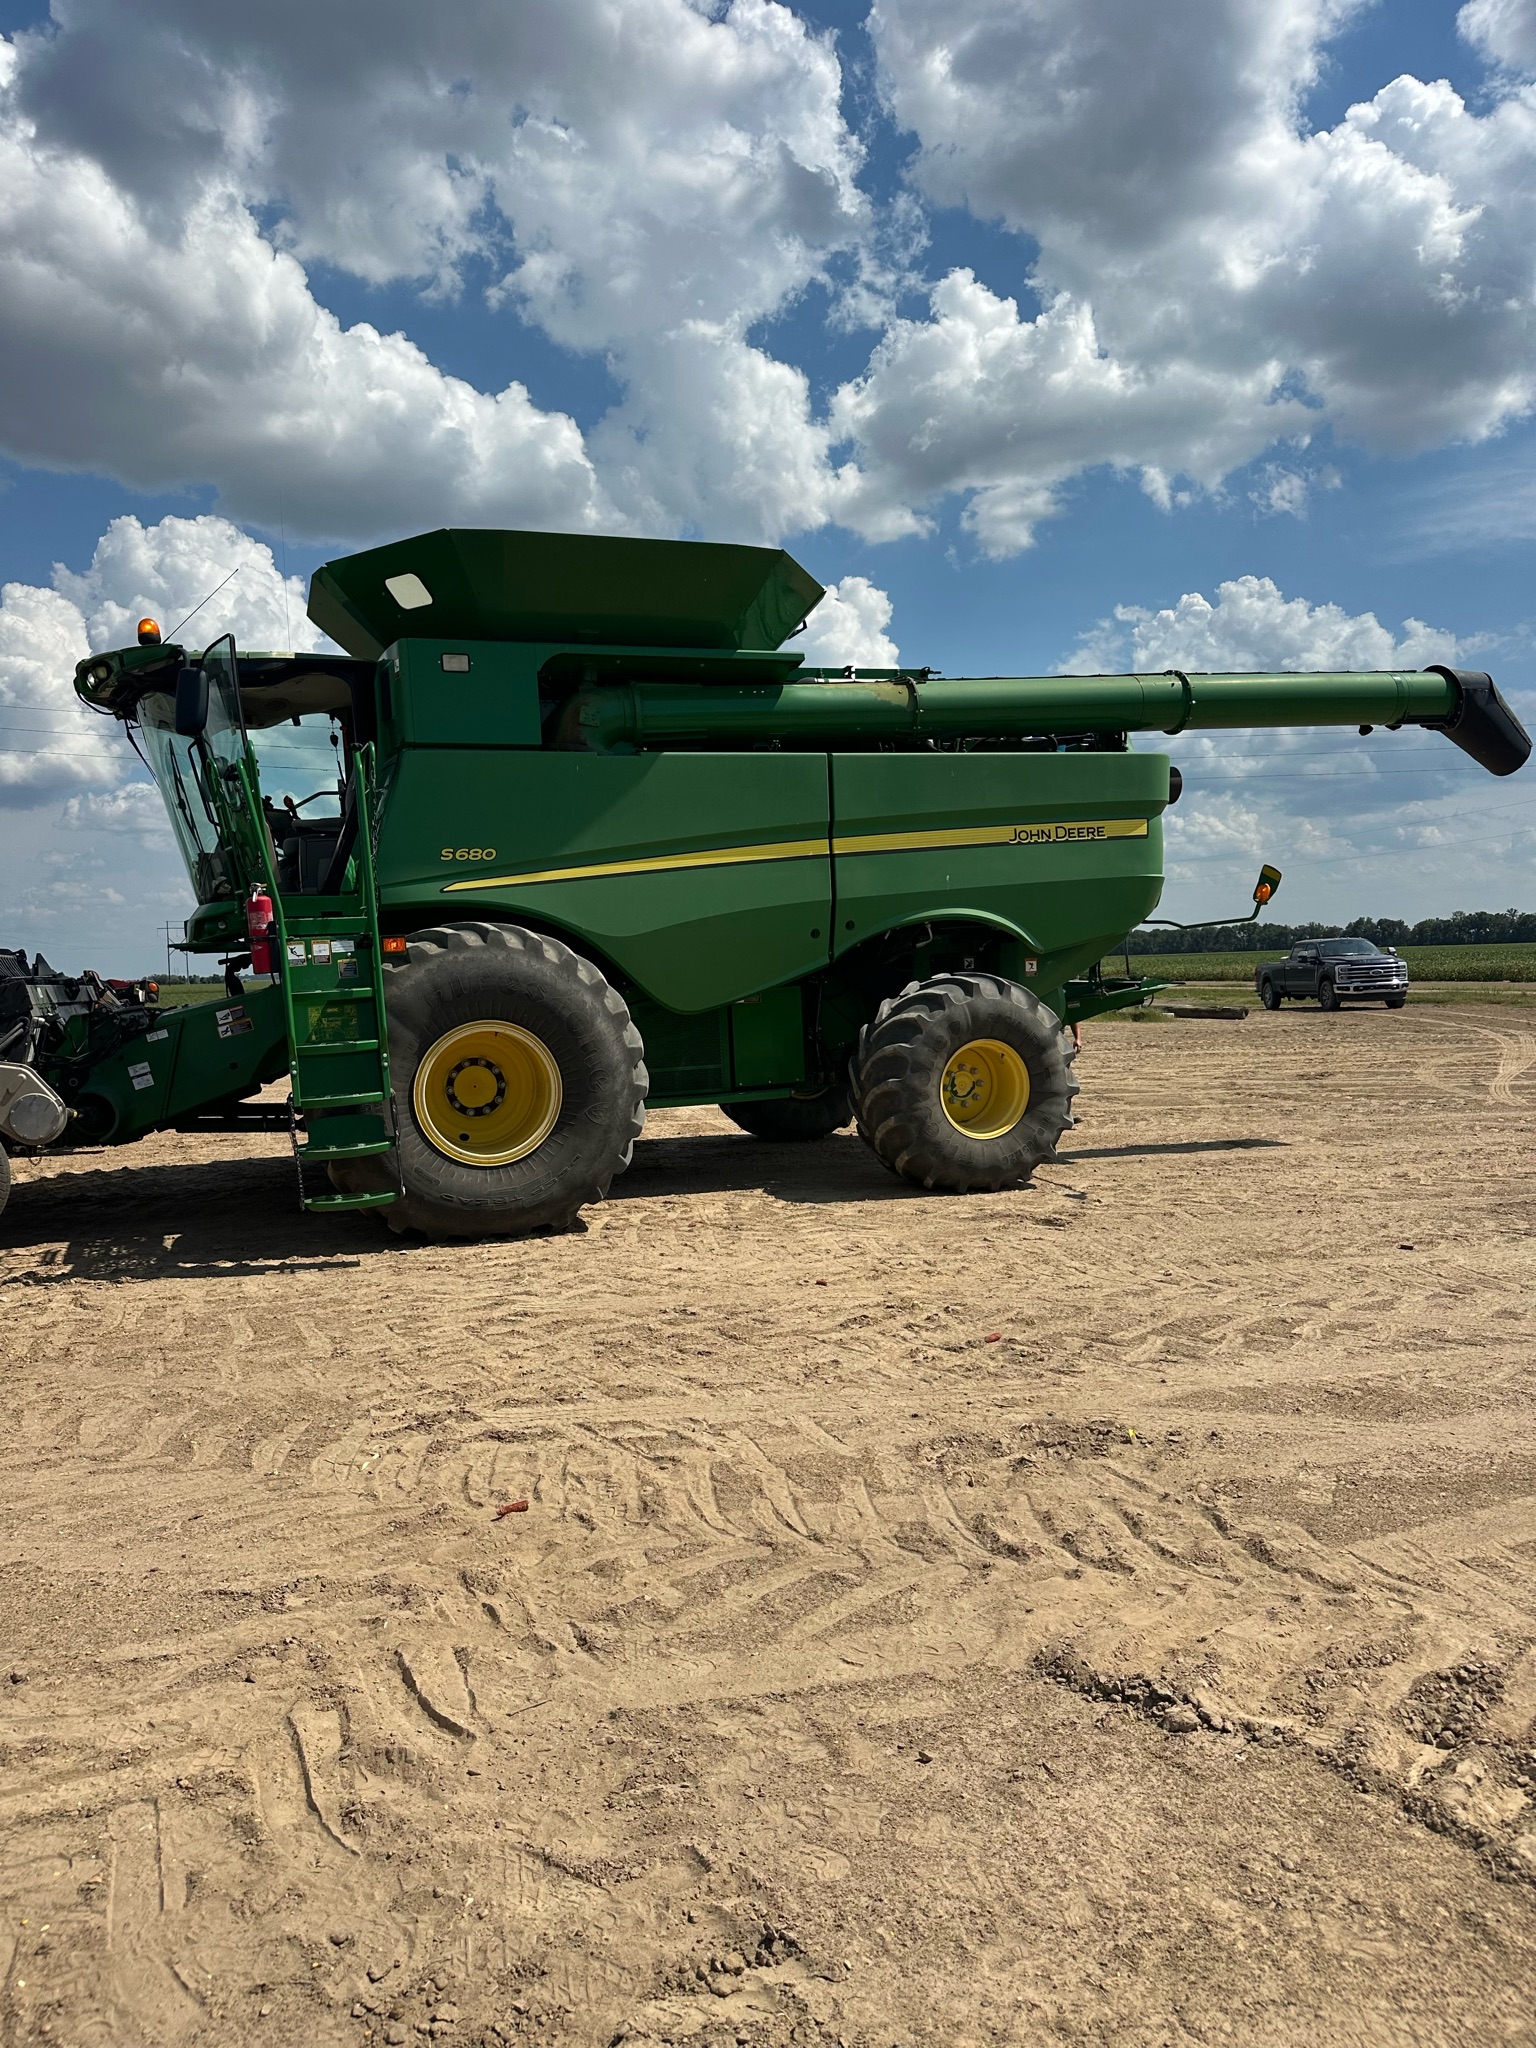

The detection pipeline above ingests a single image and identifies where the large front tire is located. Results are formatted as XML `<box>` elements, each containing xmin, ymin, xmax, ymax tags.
<box><xmin>0</xmin><ymin>1145</ymin><xmax>10</xmax><ymax>1220</ymax></box>
<box><xmin>723</xmin><ymin>1087</ymin><xmax>852</xmax><ymax>1141</ymax></box>
<box><xmin>333</xmin><ymin>922</ymin><xmax>647</xmax><ymax>1238</ymax></box>
<box><xmin>849</xmin><ymin>974</ymin><xmax>1078</xmax><ymax>1193</ymax></box>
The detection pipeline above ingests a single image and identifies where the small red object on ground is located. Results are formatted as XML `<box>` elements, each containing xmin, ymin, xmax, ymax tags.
<box><xmin>985</xmin><ymin>1332</ymin><xmax>1002</xmax><ymax>1342</ymax></box>
<box><xmin>494</xmin><ymin>1501</ymin><xmax>530</xmax><ymax>1518</ymax></box>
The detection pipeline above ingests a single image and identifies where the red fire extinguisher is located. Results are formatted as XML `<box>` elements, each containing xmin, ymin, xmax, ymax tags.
<box><xmin>246</xmin><ymin>886</ymin><xmax>277</xmax><ymax>977</ymax></box>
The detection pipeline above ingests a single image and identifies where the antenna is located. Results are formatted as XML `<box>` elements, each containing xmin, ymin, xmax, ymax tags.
<box><xmin>165</xmin><ymin>566</ymin><xmax>242</xmax><ymax>644</ymax></box>
<box><xmin>278</xmin><ymin>489</ymin><xmax>292</xmax><ymax>648</ymax></box>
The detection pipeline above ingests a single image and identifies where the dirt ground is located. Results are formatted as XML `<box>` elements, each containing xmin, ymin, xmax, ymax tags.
<box><xmin>3</xmin><ymin>1006</ymin><xmax>1536</xmax><ymax>2048</ymax></box>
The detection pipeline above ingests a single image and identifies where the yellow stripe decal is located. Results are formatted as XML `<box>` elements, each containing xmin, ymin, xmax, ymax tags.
<box><xmin>833</xmin><ymin>818</ymin><xmax>1149</xmax><ymax>855</ymax></box>
<box><xmin>440</xmin><ymin>816</ymin><xmax>1149</xmax><ymax>894</ymax></box>
<box><xmin>442</xmin><ymin>837</ymin><xmax>827</xmax><ymax>892</ymax></box>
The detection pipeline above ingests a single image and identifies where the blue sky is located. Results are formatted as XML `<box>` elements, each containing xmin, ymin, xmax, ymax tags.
<box><xmin>2</xmin><ymin>0</ymin><xmax>1535</xmax><ymax>971</ymax></box>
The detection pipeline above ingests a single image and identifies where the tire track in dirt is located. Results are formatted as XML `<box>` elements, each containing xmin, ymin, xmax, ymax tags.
<box><xmin>1480</xmin><ymin>1028</ymin><xmax>1536</xmax><ymax>1103</ymax></box>
<box><xmin>3</xmin><ymin>1009</ymin><xmax>1536</xmax><ymax>2044</ymax></box>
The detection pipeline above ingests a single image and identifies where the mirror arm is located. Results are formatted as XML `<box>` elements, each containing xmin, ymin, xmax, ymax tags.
<box><xmin>1140</xmin><ymin>864</ymin><xmax>1283</xmax><ymax>934</ymax></box>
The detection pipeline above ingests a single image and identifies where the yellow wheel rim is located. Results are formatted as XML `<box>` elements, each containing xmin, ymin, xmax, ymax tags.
<box><xmin>940</xmin><ymin>1037</ymin><xmax>1031</xmax><ymax>1140</ymax></box>
<box><xmin>412</xmin><ymin>1020</ymin><xmax>562</xmax><ymax>1166</ymax></box>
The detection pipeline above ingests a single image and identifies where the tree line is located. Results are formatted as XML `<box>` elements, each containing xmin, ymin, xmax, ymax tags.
<box><xmin>1125</xmin><ymin>908</ymin><xmax>1536</xmax><ymax>955</ymax></box>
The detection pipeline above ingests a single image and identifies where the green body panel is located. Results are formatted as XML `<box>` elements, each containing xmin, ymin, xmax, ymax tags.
<box><xmin>310</xmin><ymin>528</ymin><xmax>823</xmax><ymax>660</ymax></box>
<box><xmin>373</xmin><ymin>744</ymin><xmax>1167</xmax><ymax>1030</ymax></box>
<box><xmin>389</xmin><ymin>639</ymin><xmax>544</xmax><ymax>748</ymax></box>
<box><xmin>628</xmin><ymin>996</ymin><xmax>732</xmax><ymax>1104</ymax></box>
<box><xmin>828</xmin><ymin>751</ymin><xmax>1167</xmax><ymax>991</ymax></box>
<box><xmin>55</xmin><ymin>983</ymin><xmax>289</xmax><ymax>1144</ymax></box>
<box><xmin>376</xmin><ymin>749</ymin><xmax>833</xmax><ymax>1011</ymax></box>
<box><xmin>729</xmin><ymin>985</ymin><xmax>808</xmax><ymax>1089</ymax></box>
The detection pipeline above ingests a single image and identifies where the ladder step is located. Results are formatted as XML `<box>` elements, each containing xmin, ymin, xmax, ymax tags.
<box><xmin>300</xmin><ymin>1138</ymin><xmax>395</xmax><ymax>1163</ymax></box>
<box><xmin>297</xmin><ymin>1038</ymin><xmax>382</xmax><ymax>1055</ymax></box>
<box><xmin>296</xmin><ymin>1089</ymin><xmax>389</xmax><ymax>1110</ymax></box>
<box><xmin>303</xmin><ymin>1190</ymin><xmax>399</xmax><ymax>1212</ymax></box>
<box><xmin>283</xmin><ymin>903</ymin><xmax>367</xmax><ymax>928</ymax></box>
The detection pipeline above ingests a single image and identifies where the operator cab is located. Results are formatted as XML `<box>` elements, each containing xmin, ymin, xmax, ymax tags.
<box><xmin>77</xmin><ymin>633</ymin><xmax>379</xmax><ymax>904</ymax></box>
<box><xmin>242</xmin><ymin>669</ymin><xmax>355</xmax><ymax>895</ymax></box>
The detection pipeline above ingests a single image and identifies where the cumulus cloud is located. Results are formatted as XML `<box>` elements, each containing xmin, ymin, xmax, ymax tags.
<box><xmin>0</xmin><ymin>578</ymin><xmax>107</xmax><ymax>801</ymax></box>
<box><xmin>0</xmin><ymin>0</ymin><xmax>864</xmax><ymax>544</ymax></box>
<box><xmin>53</xmin><ymin>513</ymin><xmax>323</xmax><ymax>655</ymax></box>
<box><xmin>829</xmin><ymin>273</ymin><xmax>1308</xmax><ymax>552</ymax></box>
<box><xmin>791</xmin><ymin>575</ymin><xmax>901</xmax><ymax>667</ymax></box>
<box><xmin>0</xmin><ymin>512</ymin><xmax>308</xmax><ymax>804</ymax></box>
<box><xmin>2</xmin><ymin>0</ymin><xmax>1536</xmax><ymax>565</ymax></box>
<box><xmin>856</xmin><ymin>0</ymin><xmax>1536</xmax><ymax>538</ymax></box>
<box><xmin>0</xmin><ymin>82</ymin><xmax>611</xmax><ymax>539</ymax></box>
<box><xmin>1459</xmin><ymin>0</ymin><xmax>1536</xmax><ymax>73</ymax></box>
<box><xmin>1062</xmin><ymin>574</ymin><xmax>1464</xmax><ymax>675</ymax></box>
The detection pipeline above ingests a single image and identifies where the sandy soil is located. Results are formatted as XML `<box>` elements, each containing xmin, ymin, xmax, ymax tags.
<box><xmin>3</xmin><ymin>1006</ymin><xmax>1536</xmax><ymax>2048</ymax></box>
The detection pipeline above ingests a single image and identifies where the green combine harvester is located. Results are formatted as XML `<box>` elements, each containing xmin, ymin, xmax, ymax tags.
<box><xmin>0</xmin><ymin>529</ymin><xmax>1527</xmax><ymax>1234</ymax></box>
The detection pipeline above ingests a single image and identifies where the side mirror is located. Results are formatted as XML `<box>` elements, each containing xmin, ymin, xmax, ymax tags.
<box><xmin>174</xmin><ymin>664</ymin><xmax>209</xmax><ymax>738</ymax></box>
<box><xmin>1252</xmin><ymin>863</ymin><xmax>1282</xmax><ymax>907</ymax></box>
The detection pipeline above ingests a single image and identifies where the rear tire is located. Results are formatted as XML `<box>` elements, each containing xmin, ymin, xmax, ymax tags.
<box><xmin>0</xmin><ymin>1144</ymin><xmax>10</xmax><ymax>1220</ymax></box>
<box><xmin>849</xmin><ymin>973</ymin><xmax>1078</xmax><ymax>1193</ymax></box>
<box><xmin>1318</xmin><ymin>977</ymin><xmax>1340</xmax><ymax>1011</ymax></box>
<box><xmin>331</xmin><ymin>922</ymin><xmax>647</xmax><ymax>1238</ymax></box>
<box><xmin>723</xmin><ymin>1087</ymin><xmax>852</xmax><ymax>1141</ymax></box>
<box><xmin>1259</xmin><ymin>979</ymin><xmax>1282</xmax><ymax>1011</ymax></box>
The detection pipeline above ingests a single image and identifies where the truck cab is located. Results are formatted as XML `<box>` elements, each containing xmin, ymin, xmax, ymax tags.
<box><xmin>1257</xmin><ymin>939</ymin><xmax>1409</xmax><ymax>1011</ymax></box>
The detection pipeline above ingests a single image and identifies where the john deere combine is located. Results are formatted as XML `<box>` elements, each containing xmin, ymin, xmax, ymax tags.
<box><xmin>1</xmin><ymin>528</ymin><xmax>1526</xmax><ymax>1234</ymax></box>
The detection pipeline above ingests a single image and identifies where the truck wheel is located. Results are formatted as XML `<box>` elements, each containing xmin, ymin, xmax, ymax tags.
<box><xmin>723</xmin><ymin>1087</ymin><xmax>852</xmax><ymax>1140</ymax></box>
<box><xmin>1318</xmin><ymin>977</ymin><xmax>1340</xmax><ymax>1011</ymax></box>
<box><xmin>849</xmin><ymin>973</ymin><xmax>1078</xmax><ymax>1193</ymax></box>
<box><xmin>1385</xmin><ymin>995</ymin><xmax>1407</xmax><ymax>1009</ymax></box>
<box><xmin>340</xmin><ymin>922</ymin><xmax>647</xmax><ymax>1238</ymax></box>
<box><xmin>1260</xmin><ymin>979</ymin><xmax>1282</xmax><ymax>1011</ymax></box>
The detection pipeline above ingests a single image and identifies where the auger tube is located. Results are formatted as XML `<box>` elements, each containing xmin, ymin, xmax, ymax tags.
<box><xmin>570</xmin><ymin>666</ymin><xmax>1529</xmax><ymax>774</ymax></box>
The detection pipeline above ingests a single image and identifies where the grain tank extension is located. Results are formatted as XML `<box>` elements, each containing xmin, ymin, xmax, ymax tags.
<box><xmin>22</xmin><ymin>526</ymin><xmax>1526</xmax><ymax>1237</ymax></box>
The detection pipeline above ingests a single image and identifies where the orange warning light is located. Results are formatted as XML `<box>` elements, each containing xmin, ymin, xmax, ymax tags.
<box><xmin>382</xmin><ymin>935</ymin><xmax>408</xmax><ymax>955</ymax></box>
<box><xmin>137</xmin><ymin>618</ymin><xmax>162</xmax><ymax>645</ymax></box>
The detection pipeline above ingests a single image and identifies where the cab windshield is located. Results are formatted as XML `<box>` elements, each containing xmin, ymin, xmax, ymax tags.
<box><xmin>1318</xmin><ymin>939</ymin><xmax>1384</xmax><ymax>958</ymax></box>
<box><xmin>136</xmin><ymin>688</ymin><xmax>240</xmax><ymax>904</ymax></box>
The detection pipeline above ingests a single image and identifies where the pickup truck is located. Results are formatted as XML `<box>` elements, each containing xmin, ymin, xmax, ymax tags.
<box><xmin>1256</xmin><ymin>938</ymin><xmax>1409</xmax><ymax>1011</ymax></box>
